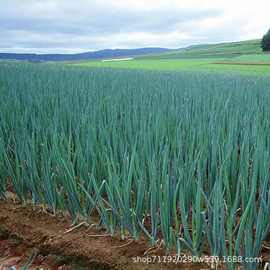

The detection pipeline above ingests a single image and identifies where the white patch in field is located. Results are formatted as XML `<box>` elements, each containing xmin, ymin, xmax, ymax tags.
<box><xmin>101</xmin><ymin>58</ymin><xmax>134</xmax><ymax>62</ymax></box>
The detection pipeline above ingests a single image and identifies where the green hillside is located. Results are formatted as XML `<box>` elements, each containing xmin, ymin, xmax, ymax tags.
<box><xmin>141</xmin><ymin>39</ymin><xmax>262</xmax><ymax>59</ymax></box>
<box><xmin>73</xmin><ymin>39</ymin><xmax>270</xmax><ymax>76</ymax></box>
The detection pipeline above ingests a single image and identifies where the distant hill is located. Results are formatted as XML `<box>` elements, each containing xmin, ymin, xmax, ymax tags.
<box><xmin>0</xmin><ymin>48</ymin><xmax>172</xmax><ymax>62</ymax></box>
<box><xmin>140</xmin><ymin>40</ymin><xmax>262</xmax><ymax>59</ymax></box>
<box><xmin>1</xmin><ymin>40</ymin><xmax>263</xmax><ymax>62</ymax></box>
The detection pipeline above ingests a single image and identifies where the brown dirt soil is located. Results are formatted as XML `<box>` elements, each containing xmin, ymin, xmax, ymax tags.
<box><xmin>0</xmin><ymin>199</ymin><xmax>211</xmax><ymax>270</ymax></box>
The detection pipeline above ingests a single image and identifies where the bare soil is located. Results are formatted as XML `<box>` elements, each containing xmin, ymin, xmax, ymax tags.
<box><xmin>0</xmin><ymin>199</ymin><xmax>208</xmax><ymax>270</ymax></box>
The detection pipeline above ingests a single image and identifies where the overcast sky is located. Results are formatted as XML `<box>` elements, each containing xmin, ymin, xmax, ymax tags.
<box><xmin>1</xmin><ymin>0</ymin><xmax>269</xmax><ymax>53</ymax></box>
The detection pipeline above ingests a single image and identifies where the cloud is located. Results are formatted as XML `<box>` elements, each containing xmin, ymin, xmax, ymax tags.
<box><xmin>0</xmin><ymin>0</ymin><xmax>269</xmax><ymax>53</ymax></box>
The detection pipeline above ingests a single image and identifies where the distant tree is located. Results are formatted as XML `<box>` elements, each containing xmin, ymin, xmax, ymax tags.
<box><xmin>262</xmin><ymin>29</ymin><xmax>270</xmax><ymax>51</ymax></box>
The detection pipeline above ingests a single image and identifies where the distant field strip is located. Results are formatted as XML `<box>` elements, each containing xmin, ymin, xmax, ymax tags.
<box><xmin>74</xmin><ymin>58</ymin><xmax>270</xmax><ymax>75</ymax></box>
<box><xmin>212</xmin><ymin>61</ymin><xmax>270</xmax><ymax>65</ymax></box>
<box><xmin>72</xmin><ymin>40</ymin><xmax>270</xmax><ymax>75</ymax></box>
<box><xmin>102</xmin><ymin>57</ymin><xmax>134</xmax><ymax>62</ymax></box>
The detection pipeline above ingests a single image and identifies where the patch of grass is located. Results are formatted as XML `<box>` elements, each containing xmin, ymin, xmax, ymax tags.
<box><xmin>74</xmin><ymin>58</ymin><xmax>270</xmax><ymax>76</ymax></box>
<box><xmin>221</xmin><ymin>54</ymin><xmax>270</xmax><ymax>63</ymax></box>
<box><xmin>140</xmin><ymin>39</ymin><xmax>262</xmax><ymax>59</ymax></box>
<box><xmin>73</xmin><ymin>59</ymin><xmax>211</xmax><ymax>71</ymax></box>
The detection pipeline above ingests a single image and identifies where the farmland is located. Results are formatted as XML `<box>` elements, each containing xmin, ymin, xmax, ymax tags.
<box><xmin>1</xmin><ymin>62</ymin><xmax>270</xmax><ymax>269</ymax></box>
<box><xmin>141</xmin><ymin>39</ymin><xmax>262</xmax><ymax>59</ymax></box>
<box><xmin>75</xmin><ymin>58</ymin><xmax>270</xmax><ymax>75</ymax></box>
<box><xmin>74</xmin><ymin>40</ymin><xmax>270</xmax><ymax>76</ymax></box>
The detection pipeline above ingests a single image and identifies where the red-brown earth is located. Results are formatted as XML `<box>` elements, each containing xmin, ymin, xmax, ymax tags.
<box><xmin>0</xmin><ymin>198</ymin><xmax>269</xmax><ymax>270</ymax></box>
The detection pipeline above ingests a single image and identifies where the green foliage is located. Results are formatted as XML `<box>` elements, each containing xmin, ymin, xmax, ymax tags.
<box><xmin>1</xmin><ymin>63</ymin><xmax>270</xmax><ymax>269</ymax></box>
<box><xmin>262</xmin><ymin>29</ymin><xmax>270</xmax><ymax>51</ymax></box>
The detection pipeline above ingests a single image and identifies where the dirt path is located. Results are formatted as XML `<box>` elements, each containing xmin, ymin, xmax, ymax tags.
<box><xmin>0</xmin><ymin>199</ymin><xmax>207</xmax><ymax>270</ymax></box>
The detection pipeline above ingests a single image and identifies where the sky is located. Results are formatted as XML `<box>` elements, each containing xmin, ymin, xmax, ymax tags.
<box><xmin>1</xmin><ymin>0</ymin><xmax>269</xmax><ymax>54</ymax></box>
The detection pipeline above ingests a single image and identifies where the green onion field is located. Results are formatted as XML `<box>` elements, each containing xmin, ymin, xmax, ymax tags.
<box><xmin>1</xmin><ymin>61</ymin><xmax>270</xmax><ymax>269</ymax></box>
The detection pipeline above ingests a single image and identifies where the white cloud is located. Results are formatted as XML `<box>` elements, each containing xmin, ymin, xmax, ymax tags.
<box><xmin>0</xmin><ymin>0</ymin><xmax>269</xmax><ymax>53</ymax></box>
